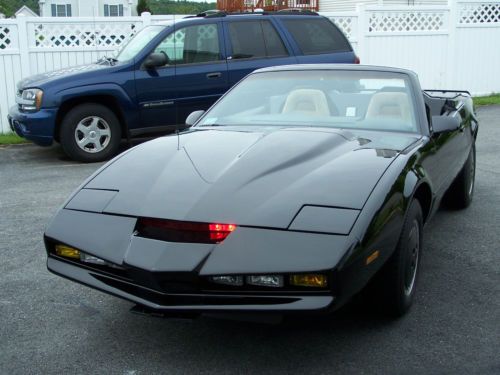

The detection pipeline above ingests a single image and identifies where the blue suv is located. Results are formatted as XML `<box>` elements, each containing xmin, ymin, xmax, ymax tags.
<box><xmin>8</xmin><ymin>11</ymin><xmax>357</xmax><ymax>162</ymax></box>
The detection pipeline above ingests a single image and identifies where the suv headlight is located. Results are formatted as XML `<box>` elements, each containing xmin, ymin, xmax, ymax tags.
<box><xmin>19</xmin><ymin>88</ymin><xmax>43</xmax><ymax>111</ymax></box>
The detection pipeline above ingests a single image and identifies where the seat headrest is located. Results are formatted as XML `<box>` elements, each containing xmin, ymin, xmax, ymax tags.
<box><xmin>282</xmin><ymin>89</ymin><xmax>330</xmax><ymax>116</ymax></box>
<box><xmin>366</xmin><ymin>92</ymin><xmax>411</xmax><ymax>121</ymax></box>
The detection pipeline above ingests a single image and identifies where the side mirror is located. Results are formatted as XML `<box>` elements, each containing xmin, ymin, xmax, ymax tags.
<box><xmin>432</xmin><ymin>114</ymin><xmax>461</xmax><ymax>135</ymax></box>
<box><xmin>143</xmin><ymin>52</ymin><xmax>169</xmax><ymax>69</ymax></box>
<box><xmin>185</xmin><ymin>110</ymin><xmax>205</xmax><ymax>127</ymax></box>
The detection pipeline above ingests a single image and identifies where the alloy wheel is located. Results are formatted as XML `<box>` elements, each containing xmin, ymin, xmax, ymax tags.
<box><xmin>74</xmin><ymin>116</ymin><xmax>111</xmax><ymax>153</ymax></box>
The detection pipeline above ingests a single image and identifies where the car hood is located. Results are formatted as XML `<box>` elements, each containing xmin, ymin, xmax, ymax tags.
<box><xmin>17</xmin><ymin>62</ymin><xmax>111</xmax><ymax>90</ymax></box>
<box><xmin>82</xmin><ymin>128</ymin><xmax>420</xmax><ymax>229</ymax></box>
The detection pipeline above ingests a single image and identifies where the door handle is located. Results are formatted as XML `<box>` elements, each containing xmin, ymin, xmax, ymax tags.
<box><xmin>206</xmin><ymin>72</ymin><xmax>222</xmax><ymax>79</ymax></box>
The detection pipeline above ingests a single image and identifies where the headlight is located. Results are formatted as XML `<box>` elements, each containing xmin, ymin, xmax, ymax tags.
<box><xmin>54</xmin><ymin>244</ymin><xmax>124</xmax><ymax>269</ymax></box>
<box><xmin>19</xmin><ymin>88</ymin><xmax>43</xmax><ymax>111</ymax></box>
<box><xmin>289</xmin><ymin>205</ymin><xmax>360</xmax><ymax>235</ymax></box>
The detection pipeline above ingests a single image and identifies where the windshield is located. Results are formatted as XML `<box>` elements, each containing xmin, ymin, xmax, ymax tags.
<box><xmin>197</xmin><ymin>70</ymin><xmax>419</xmax><ymax>133</ymax></box>
<box><xmin>115</xmin><ymin>25</ymin><xmax>165</xmax><ymax>62</ymax></box>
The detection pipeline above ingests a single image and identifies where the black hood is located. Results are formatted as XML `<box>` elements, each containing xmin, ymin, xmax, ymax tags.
<box><xmin>84</xmin><ymin>128</ymin><xmax>419</xmax><ymax>229</ymax></box>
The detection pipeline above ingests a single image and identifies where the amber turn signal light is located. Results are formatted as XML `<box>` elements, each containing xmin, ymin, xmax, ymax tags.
<box><xmin>55</xmin><ymin>244</ymin><xmax>80</xmax><ymax>259</ymax></box>
<box><xmin>366</xmin><ymin>250</ymin><xmax>380</xmax><ymax>265</ymax></box>
<box><xmin>290</xmin><ymin>274</ymin><xmax>328</xmax><ymax>288</ymax></box>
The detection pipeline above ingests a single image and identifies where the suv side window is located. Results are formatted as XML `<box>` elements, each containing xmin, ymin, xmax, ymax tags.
<box><xmin>261</xmin><ymin>21</ymin><xmax>288</xmax><ymax>57</ymax></box>
<box><xmin>228</xmin><ymin>20</ymin><xmax>288</xmax><ymax>59</ymax></box>
<box><xmin>282</xmin><ymin>18</ymin><xmax>351</xmax><ymax>55</ymax></box>
<box><xmin>154</xmin><ymin>23</ymin><xmax>221</xmax><ymax>65</ymax></box>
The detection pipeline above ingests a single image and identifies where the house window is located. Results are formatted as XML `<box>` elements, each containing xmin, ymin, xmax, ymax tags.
<box><xmin>51</xmin><ymin>4</ymin><xmax>72</xmax><ymax>17</ymax></box>
<box><xmin>104</xmin><ymin>4</ymin><xmax>124</xmax><ymax>17</ymax></box>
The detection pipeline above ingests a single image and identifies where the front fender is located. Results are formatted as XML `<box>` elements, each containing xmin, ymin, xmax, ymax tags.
<box><xmin>47</xmin><ymin>83</ymin><xmax>139</xmax><ymax>130</ymax></box>
<box><xmin>335</xmin><ymin>144</ymin><xmax>431</xmax><ymax>302</ymax></box>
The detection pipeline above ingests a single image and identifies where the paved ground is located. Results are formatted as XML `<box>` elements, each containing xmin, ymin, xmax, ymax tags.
<box><xmin>1</xmin><ymin>107</ymin><xmax>499</xmax><ymax>375</ymax></box>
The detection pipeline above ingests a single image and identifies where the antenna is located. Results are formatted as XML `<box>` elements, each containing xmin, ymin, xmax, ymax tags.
<box><xmin>176</xmin><ymin>124</ymin><xmax>180</xmax><ymax>150</ymax></box>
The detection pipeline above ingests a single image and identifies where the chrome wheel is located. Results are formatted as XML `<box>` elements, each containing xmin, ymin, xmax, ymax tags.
<box><xmin>404</xmin><ymin>219</ymin><xmax>420</xmax><ymax>296</ymax></box>
<box><xmin>74</xmin><ymin>116</ymin><xmax>111</xmax><ymax>153</ymax></box>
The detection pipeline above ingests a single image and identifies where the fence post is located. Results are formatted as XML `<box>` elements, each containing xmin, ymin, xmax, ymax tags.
<box><xmin>356</xmin><ymin>4</ymin><xmax>367</xmax><ymax>61</ymax></box>
<box><xmin>16</xmin><ymin>14</ymin><xmax>31</xmax><ymax>79</ymax></box>
<box><xmin>141</xmin><ymin>11</ymin><xmax>152</xmax><ymax>28</ymax></box>
<box><xmin>445</xmin><ymin>0</ymin><xmax>457</xmax><ymax>88</ymax></box>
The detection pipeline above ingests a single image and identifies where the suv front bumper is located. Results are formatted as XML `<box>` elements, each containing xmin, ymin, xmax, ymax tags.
<box><xmin>8</xmin><ymin>105</ymin><xmax>58</xmax><ymax>146</ymax></box>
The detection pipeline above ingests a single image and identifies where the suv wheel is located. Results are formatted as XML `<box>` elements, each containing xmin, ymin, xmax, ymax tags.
<box><xmin>60</xmin><ymin>103</ymin><xmax>122</xmax><ymax>162</ymax></box>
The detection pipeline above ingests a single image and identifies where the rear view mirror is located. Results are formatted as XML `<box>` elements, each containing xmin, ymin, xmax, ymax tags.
<box><xmin>143</xmin><ymin>52</ymin><xmax>169</xmax><ymax>69</ymax></box>
<box><xmin>185</xmin><ymin>110</ymin><xmax>205</xmax><ymax>127</ymax></box>
<box><xmin>432</xmin><ymin>115</ymin><xmax>461</xmax><ymax>135</ymax></box>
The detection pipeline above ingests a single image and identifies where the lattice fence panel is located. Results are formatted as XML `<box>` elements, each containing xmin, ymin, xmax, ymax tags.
<box><xmin>368</xmin><ymin>11</ymin><xmax>446</xmax><ymax>32</ymax></box>
<box><xmin>31</xmin><ymin>21</ymin><xmax>142</xmax><ymax>48</ymax></box>
<box><xmin>458</xmin><ymin>2</ymin><xmax>500</xmax><ymax>24</ymax></box>
<box><xmin>330</xmin><ymin>16</ymin><xmax>355</xmax><ymax>39</ymax></box>
<box><xmin>0</xmin><ymin>25</ymin><xmax>17</xmax><ymax>50</ymax></box>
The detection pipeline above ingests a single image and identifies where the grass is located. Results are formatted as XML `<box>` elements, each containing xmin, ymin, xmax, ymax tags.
<box><xmin>0</xmin><ymin>133</ymin><xmax>28</xmax><ymax>145</ymax></box>
<box><xmin>474</xmin><ymin>93</ymin><xmax>500</xmax><ymax>107</ymax></box>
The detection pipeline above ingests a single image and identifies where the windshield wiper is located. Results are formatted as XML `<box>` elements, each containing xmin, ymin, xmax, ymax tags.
<box><xmin>97</xmin><ymin>56</ymin><xmax>118</xmax><ymax>65</ymax></box>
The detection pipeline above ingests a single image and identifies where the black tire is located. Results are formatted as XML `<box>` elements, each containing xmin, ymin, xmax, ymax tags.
<box><xmin>369</xmin><ymin>200</ymin><xmax>424</xmax><ymax>317</ymax></box>
<box><xmin>59</xmin><ymin>103</ymin><xmax>122</xmax><ymax>162</ymax></box>
<box><xmin>444</xmin><ymin>144</ymin><xmax>476</xmax><ymax>209</ymax></box>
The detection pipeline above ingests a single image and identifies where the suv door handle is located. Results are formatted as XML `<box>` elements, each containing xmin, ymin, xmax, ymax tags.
<box><xmin>206</xmin><ymin>72</ymin><xmax>222</xmax><ymax>79</ymax></box>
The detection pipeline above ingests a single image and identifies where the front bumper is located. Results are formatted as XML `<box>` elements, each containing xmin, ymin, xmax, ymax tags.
<box><xmin>8</xmin><ymin>105</ymin><xmax>57</xmax><ymax>146</ymax></box>
<box><xmin>47</xmin><ymin>256</ymin><xmax>335</xmax><ymax>314</ymax></box>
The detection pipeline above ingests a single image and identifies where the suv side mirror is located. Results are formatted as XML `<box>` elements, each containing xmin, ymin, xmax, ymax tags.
<box><xmin>432</xmin><ymin>115</ymin><xmax>461</xmax><ymax>135</ymax></box>
<box><xmin>185</xmin><ymin>110</ymin><xmax>205</xmax><ymax>127</ymax></box>
<box><xmin>143</xmin><ymin>52</ymin><xmax>169</xmax><ymax>69</ymax></box>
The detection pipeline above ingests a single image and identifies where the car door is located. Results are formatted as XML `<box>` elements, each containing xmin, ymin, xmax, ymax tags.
<box><xmin>424</xmin><ymin>106</ymin><xmax>470</xmax><ymax>196</ymax></box>
<box><xmin>135</xmin><ymin>21</ymin><xmax>228</xmax><ymax>131</ymax></box>
<box><xmin>134</xmin><ymin>30</ymin><xmax>177</xmax><ymax>132</ymax></box>
<box><xmin>223</xmin><ymin>19</ymin><xmax>296</xmax><ymax>86</ymax></box>
<box><xmin>174</xmin><ymin>21</ymin><xmax>229</xmax><ymax>124</ymax></box>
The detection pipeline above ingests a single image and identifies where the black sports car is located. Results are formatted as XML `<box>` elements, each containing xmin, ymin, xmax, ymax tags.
<box><xmin>45</xmin><ymin>65</ymin><xmax>478</xmax><ymax>320</ymax></box>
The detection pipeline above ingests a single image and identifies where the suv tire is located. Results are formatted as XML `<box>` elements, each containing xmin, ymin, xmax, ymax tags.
<box><xmin>60</xmin><ymin>103</ymin><xmax>122</xmax><ymax>163</ymax></box>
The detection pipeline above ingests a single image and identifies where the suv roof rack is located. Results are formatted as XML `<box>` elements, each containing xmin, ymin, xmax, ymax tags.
<box><xmin>277</xmin><ymin>9</ymin><xmax>319</xmax><ymax>14</ymax></box>
<box><xmin>189</xmin><ymin>10</ymin><xmax>319</xmax><ymax>18</ymax></box>
<box><xmin>183</xmin><ymin>10</ymin><xmax>226</xmax><ymax>18</ymax></box>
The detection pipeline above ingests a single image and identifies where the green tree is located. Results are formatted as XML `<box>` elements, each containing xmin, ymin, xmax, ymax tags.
<box><xmin>148</xmin><ymin>0</ymin><xmax>216</xmax><ymax>15</ymax></box>
<box><xmin>0</xmin><ymin>0</ymin><xmax>39</xmax><ymax>17</ymax></box>
<box><xmin>137</xmin><ymin>0</ymin><xmax>150</xmax><ymax>15</ymax></box>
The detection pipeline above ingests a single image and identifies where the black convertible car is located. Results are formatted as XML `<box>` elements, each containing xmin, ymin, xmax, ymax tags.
<box><xmin>45</xmin><ymin>65</ymin><xmax>478</xmax><ymax>320</ymax></box>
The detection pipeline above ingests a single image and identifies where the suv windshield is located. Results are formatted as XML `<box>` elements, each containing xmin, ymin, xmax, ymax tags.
<box><xmin>115</xmin><ymin>25</ymin><xmax>166</xmax><ymax>62</ymax></box>
<box><xmin>197</xmin><ymin>70</ymin><xmax>418</xmax><ymax>133</ymax></box>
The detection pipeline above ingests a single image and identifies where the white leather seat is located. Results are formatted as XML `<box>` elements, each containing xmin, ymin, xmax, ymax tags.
<box><xmin>282</xmin><ymin>89</ymin><xmax>330</xmax><ymax>116</ymax></box>
<box><xmin>366</xmin><ymin>92</ymin><xmax>411</xmax><ymax>121</ymax></box>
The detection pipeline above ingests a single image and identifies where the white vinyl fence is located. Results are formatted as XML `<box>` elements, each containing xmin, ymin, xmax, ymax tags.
<box><xmin>0</xmin><ymin>0</ymin><xmax>499</xmax><ymax>133</ymax></box>
<box><xmin>323</xmin><ymin>0</ymin><xmax>500</xmax><ymax>93</ymax></box>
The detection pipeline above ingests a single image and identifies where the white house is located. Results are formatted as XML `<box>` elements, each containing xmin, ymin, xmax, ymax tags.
<box><xmin>38</xmin><ymin>0</ymin><xmax>139</xmax><ymax>17</ymax></box>
<box><xmin>320</xmin><ymin>0</ymin><xmax>448</xmax><ymax>12</ymax></box>
<box><xmin>15</xmin><ymin>5</ymin><xmax>39</xmax><ymax>17</ymax></box>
